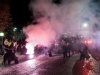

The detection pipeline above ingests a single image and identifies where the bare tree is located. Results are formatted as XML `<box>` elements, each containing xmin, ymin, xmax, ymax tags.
<box><xmin>0</xmin><ymin>0</ymin><xmax>11</xmax><ymax>31</ymax></box>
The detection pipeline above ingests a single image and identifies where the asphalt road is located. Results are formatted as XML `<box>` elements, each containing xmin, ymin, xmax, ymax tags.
<box><xmin>0</xmin><ymin>52</ymin><xmax>99</xmax><ymax>75</ymax></box>
<box><xmin>0</xmin><ymin>53</ymin><xmax>79</xmax><ymax>75</ymax></box>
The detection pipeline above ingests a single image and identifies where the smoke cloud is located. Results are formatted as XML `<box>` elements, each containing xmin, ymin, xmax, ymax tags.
<box><xmin>23</xmin><ymin>0</ymin><xmax>100</xmax><ymax>48</ymax></box>
<box><xmin>89</xmin><ymin>0</ymin><xmax>100</xmax><ymax>32</ymax></box>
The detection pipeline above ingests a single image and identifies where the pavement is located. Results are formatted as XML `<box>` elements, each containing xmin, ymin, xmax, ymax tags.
<box><xmin>0</xmin><ymin>52</ymin><xmax>98</xmax><ymax>75</ymax></box>
<box><xmin>0</xmin><ymin>52</ymin><xmax>26</xmax><ymax>65</ymax></box>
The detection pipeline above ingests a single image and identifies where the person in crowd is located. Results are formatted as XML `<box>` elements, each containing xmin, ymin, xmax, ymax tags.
<box><xmin>48</xmin><ymin>49</ymin><xmax>52</xmax><ymax>57</ymax></box>
<box><xmin>48</xmin><ymin>44</ymin><xmax>54</xmax><ymax>57</ymax></box>
<box><xmin>3</xmin><ymin>38</ymin><xmax>9</xmax><ymax>53</ymax></box>
<box><xmin>79</xmin><ymin>42</ymin><xmax>90</xmax><ymax>60</ymax></box>
<box><xmin>4</xmin><ymin>38</ymin><xmax>8</xmax><ymax>47</ymax></box>
<box><xmin>75</xmin><ymin>40</ymin><xmax>81</xmax><ymax>54</ymax></box>
<box><xmin>3</xmin><ymin>47</ymin><xmax>19</xmax><ymax>65</ymax></box>
<box><xmin>66</xmin><ymin>42</ymin><xmax>71</xmax><ymax>57</ymax></box>
<box><xmin>17</xmin><ymin>38</ymin><xmax>22</xmax><ymax>53</ymax></box>
<box><xmin>20</xmin><ymin>44</ymin><xmax>27</xmax><ymax>55</ymax></box>
<box><xmin>61</xmin><ymin>40</ymin><xmax>67</xmax><ymax>58</ymax></box>
<box><xmin>2</xmin><ymin>39</ymin><xmax>19</xmax><ymax>65</ymax></box>
<box><xmin>20</xmin><ymin>38</ymin><xmax>27</xmax><ymax>55</ymax></box>
<box><xmin>70</xmin><ymin>40</ymin><xmax>75</xmax><ymax>55</ymax></box>
<box><xmin>13</xmin><ymin>40</ymin><xmax>18</xmax><ymax>53</ymax></box>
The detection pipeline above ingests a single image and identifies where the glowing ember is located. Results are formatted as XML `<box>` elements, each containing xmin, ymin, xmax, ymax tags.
<box><xmin>25</xmin><ymin>43</ymin><xmax>34</xmax><ymax>54</ymax></box>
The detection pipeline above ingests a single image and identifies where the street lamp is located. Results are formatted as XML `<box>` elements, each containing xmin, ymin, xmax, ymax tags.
<box><xmin>0</xmin><ymin>32</ymin><xmax>4</xmax><ymax>54</ymax></box>
<box><xmin>13</xmin><ymin>27</ymin><xmax>17</xmax><ymax>31</ymax></box>
<box><xmin>82</xmin><ymin>22</ymin><xmax>88</xmax><ymax>28</ymax></box>
<box><xmin>0</xmin><ymin>32</ymin><xmax>4</xmax><ymax>44</ymax></box>
<box><xmin>0</xmin><ymin>32</ymin><xmax>4</xmax><ymax>37</ymax></box>
<box><xmin>13</xmin><ymin>27</ymin><xmax>18</xmax><ymax>39</ymax></box>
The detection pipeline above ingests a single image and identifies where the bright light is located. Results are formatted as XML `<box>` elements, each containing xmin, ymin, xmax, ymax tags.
<box><xmin>13</xmin><ymin>27</ymin><xmax>17</xmax><ymax>31</ymax></box>
<box><xmin>0</xmin><ymin>32</ymin><xmax>4</xmax><ymax>36</ymax></box>
<box><xmin>14</xmin><ymin>27</ymin><xmax>17</xmax><ymax>29</ymax></box>
<box><xmin>26</xmin><ymin>59</ymin><xmax>36</xmax><ymax>67</ymax></box>
<box><xmin>82</xmin><ymin>23</ymin><xmax>88</xmax><ymax>27</ymax></box>
<box><xmin>29</xmin><ymin>54</ymin><xmax>34</xmax><ymax>59</ymax></box>
<box><xmin>85</xmin><ymin>40</ymin><xmax>92</xmax><ymax>44</ymax></box>
<box><xmin>25</xmin><ymin>43</ymin><xmax>34</xmax><ymax>54</ymax></box>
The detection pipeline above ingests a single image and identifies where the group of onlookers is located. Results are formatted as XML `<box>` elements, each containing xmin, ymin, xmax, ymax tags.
<box><xmin>60</xmin><ymin>36</ymin><xmax>90</xmax><ymax>60</ymax></box>
<box><xmin>0</xmin><ymin>35</ymin><xmax>91</xmax><ymax>64</ymax></box>
<box><xmin>3</xmin><ymin>37</ymin><xmax>27</xmax><ymax>55</ymax></box>
<box><xmin>0</xmin><ymin>37</ymin><xmax>27</xmax><ymax>65</ymax></box>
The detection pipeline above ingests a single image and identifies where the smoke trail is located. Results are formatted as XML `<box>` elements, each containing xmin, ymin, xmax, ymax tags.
<box><xmin>23</xmin><ymin>0</ymin><xmax>95</xmax><ymax>48</ymax></box>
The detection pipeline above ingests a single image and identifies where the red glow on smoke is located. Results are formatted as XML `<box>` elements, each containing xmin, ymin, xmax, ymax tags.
<box><xmin>85</xmin><ymin>40</ymin><xmax>92</xmax><ymax>44</ymax></box>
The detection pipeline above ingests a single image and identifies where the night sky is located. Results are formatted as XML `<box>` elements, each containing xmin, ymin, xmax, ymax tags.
<box><xmin>10</xmin><ymin>0</ymin><xmax>32</xmax><ymax>30</ymax></box>
<box><xmin>10</xmin><ymin>0</ymin><xmax>62</xmax><ymax>30</ymax></box>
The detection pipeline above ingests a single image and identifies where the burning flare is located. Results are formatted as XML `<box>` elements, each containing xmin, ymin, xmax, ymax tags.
<box><xmin>25</xmin><ymin>43</ymin><xmax>34</xmax><ymax>54</ymax></box>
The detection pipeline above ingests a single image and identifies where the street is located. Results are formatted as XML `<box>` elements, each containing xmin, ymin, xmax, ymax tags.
<box><xmin>0</xmin><ymin>0</ymin><xmax>100</xmax><ymax>75</ymax></box>
<box><xmin>0</xmin><ymin>53</ymin><xmax>79</xmax><ymax>75</ymax></box>
<box><xmin>0</xmin><ymin>52</ymin><xmax>99</xmax><ymax>75</ymax></box>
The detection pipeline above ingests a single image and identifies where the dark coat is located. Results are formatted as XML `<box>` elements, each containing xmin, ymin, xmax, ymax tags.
<box><xmin>62</xmin><ymin>44</ymin><xmax>67</xmax><ymax>53</ymax></box>
<box><xmin>79</xmin><ymin>43</ymin><xmax>90</xmax><ymax>58</ymax></box>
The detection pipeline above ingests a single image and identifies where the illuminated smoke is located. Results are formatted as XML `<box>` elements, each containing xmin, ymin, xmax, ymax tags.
<box><xmin>23</xmin><ymin>0</ymin><xmax>100</xmax><ymax>51</ymax></box>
